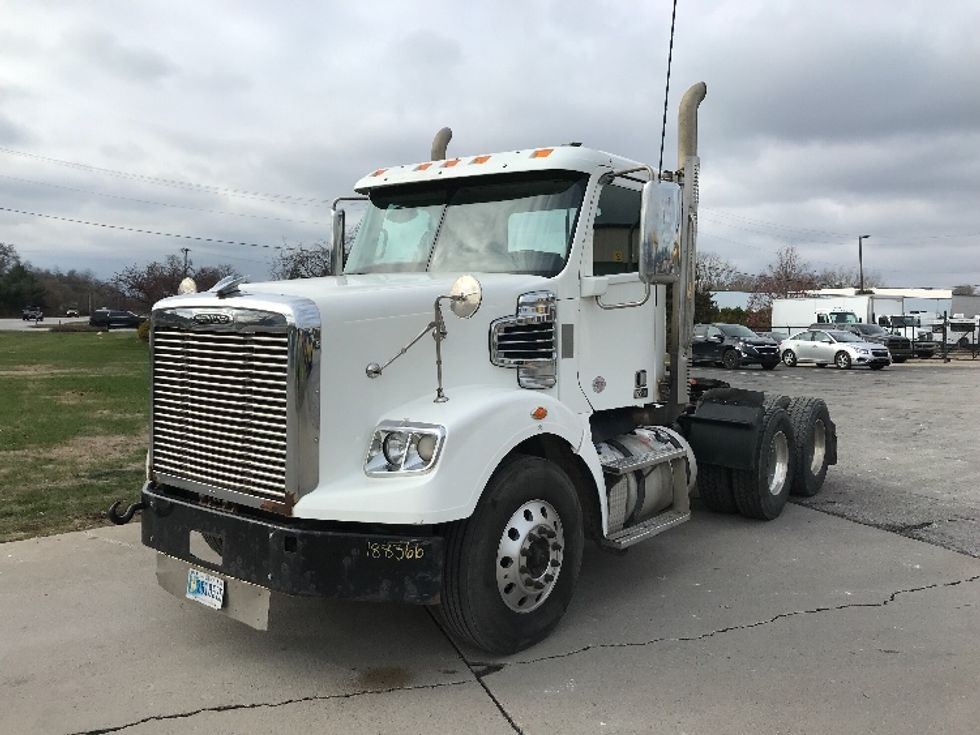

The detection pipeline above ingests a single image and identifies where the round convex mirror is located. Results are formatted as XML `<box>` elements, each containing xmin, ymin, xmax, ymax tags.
<box><xmin>449</xmin><ymin>274</ymin><xmax>482</xmax><ymax>319</ymax></box>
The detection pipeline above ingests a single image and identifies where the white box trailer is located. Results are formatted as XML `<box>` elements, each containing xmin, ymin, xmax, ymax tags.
<box><xmin>770</xmin><ymin>295</ymin><xmax>905</xmax><ymax>336</ymax></box>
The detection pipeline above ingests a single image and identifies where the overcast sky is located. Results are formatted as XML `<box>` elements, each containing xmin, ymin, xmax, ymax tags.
<box><xmin>2</xmin><ymin>0</ymin><xmax>979</xmax><ymax>287</ymax></box>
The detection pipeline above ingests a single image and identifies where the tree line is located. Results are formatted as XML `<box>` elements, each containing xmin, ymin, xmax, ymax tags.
<box><xmin>0</xmin><ymin>242</ymin><xmax>238</xmax><ymax>317</ymax></box>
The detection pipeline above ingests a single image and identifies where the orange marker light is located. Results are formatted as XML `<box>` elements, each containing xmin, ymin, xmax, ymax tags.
<box><xmin>531</xmin><ymin>148</ymin><xmax>554</xmax><ymax>158</ymax></box>
<box><xmin>371</xmin><ymin>168</ymin><xmax>387</xmax><ymax>177</ymax></box>
<box><xmin>531</xmin><ymin>406</ymin><xmax>548</xmax><ymax>420</ymax></box>
<box><xmin>415</xmin><ymin>162</ymin><xmax>433</xmax><ymax>171</ymax></box>
<box><xmin>471</xmin><ymin>155</ymin><xmax>492</xmax><ymax>164</ymax></box>
<box><xmin>442</xmin><ymin>158</ymin><xmax>461</xmax><ymax>168</ymax></box>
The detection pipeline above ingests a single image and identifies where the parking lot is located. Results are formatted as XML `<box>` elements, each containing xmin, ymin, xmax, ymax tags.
<box><xmin>1</xmin><ymin>361</ymin><xmax>978</xmax><ymax>734</ymax></box>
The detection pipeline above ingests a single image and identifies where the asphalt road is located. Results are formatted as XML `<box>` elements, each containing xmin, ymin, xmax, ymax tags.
<box><xmin>1</xmin><ymin>360</ymin><xmax>978</xmax><ymax>734</ymax></box>
<box><xmin>0</xmin><ymin>317</ymin><xmax>88</xmax><ymax>332</ymax></box>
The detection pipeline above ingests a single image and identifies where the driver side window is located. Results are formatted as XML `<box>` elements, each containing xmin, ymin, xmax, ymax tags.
<box><xmin>593</xmin><ymin>184</ymin><xmax>640</xmax><ymax>275</ymax></box>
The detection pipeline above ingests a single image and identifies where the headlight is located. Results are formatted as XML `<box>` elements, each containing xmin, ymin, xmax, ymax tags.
<box><xmin>856</xmin><ymin>348</ymin><xmax>870</xmax><ymax>355</ymax></box>
<box><xmin>365</xmin><ymin>422</ymin><xmax>446</xmax><ymax>476</ymax></box>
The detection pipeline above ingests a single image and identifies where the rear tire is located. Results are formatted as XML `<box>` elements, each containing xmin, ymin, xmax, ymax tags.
<box><xmin>733</xmin><ymin>407</ymin><xmax>794</xmax><ymax>520</ymax></box>
<box><xmin>834</xmin><ymin>351</ymin><xmax>851</xmax><ymax>369</ymax></box>
<box><xmin>786</xmin><ymin>398</ymin><xmax>833</xmax><ymax>497</ymax></box>
<box><xmin>722</xmin><ymin>349</ymin><xmax>741</xmax><ymax>370</ymax></box>
<box><xmin>782</xmin><ymin>350</ymin><xmax>798</xmax><ymax>367</ymax></box>
<box><xmin>437</xmin><ymin>455</ymin><xmax>583</xmax><ymax>654</ymax></box>
<box><xmin>697</xmin><ymin>464</ymin><xmax>737</xmax><ymax>513</ymax></box>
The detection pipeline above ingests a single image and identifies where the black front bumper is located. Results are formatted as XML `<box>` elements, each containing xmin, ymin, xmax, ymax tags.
<box><xmin>141</xmin><ymin>484</ymin><xmax>444</xmax><ymax>604</ymax></box>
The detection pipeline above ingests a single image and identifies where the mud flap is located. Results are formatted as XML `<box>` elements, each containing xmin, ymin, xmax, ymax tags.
<box><xmin>678</xmin><ymin>388</ymin><xmax>764</xmax><ymax>471</ymax></box>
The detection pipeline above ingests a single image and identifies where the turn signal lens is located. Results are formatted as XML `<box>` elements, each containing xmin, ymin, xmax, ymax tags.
<box><xmin>531</xmin><ymin>407</ymin><xmax>548</xmax><ymax>420</ymax></box>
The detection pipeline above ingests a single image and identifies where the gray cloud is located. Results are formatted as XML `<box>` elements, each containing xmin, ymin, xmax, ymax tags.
<box><xmin>64</xmin><ymin>29</ymin><xmax>177</xmax><ymax>84</ymax></box>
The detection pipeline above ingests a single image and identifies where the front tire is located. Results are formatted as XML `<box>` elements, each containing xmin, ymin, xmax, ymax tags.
<box><xmin>722</xmin><ymin>349</ymin><xmax>742</xmax><ymax>370</ymax></box>
<box><xmin>835</xmin><ymin>351</ymin><xmax>851</xmax><ymax>369</ymax></box>
<box><xmin>761</xmin><ymin>360</ymin><xmax>779</xmax><ymax>371</ymax></box>
<box><xmin>869</xmin><ymin>363</ymin><xmax>886</xmax><ymax>370</ymax></box>
<box><xmin>782</xmin><ymin>350</ymin><xmax>798</xmax><ymax>367</ymax></box>
<box><xmin>437</xmin><ymin>455</ymin><xmax>584</xmax><ymax>654</ymax></box>
<box><xmin>733</xmin><ymin>407</ymin><xmax>795</xmax><ymax>520</ymax></box>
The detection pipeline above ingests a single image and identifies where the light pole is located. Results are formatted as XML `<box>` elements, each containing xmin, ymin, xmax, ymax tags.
<box><xmin>858</xmin><ymin>235</ymin><xmax>870</xmax><ymax>293</ymax></box>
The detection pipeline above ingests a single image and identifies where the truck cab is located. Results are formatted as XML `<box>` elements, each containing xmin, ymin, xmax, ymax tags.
<box><xmin>128</xmin><ymin>83</ymin><xmax>837</xmax><ymax>654</ymax></box>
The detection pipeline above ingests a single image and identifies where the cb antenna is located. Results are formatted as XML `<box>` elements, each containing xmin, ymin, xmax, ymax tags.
<box><xmin>657</xmin><ymin>0</ymin><xmax>680</xmax><ymax>180</ymax></box>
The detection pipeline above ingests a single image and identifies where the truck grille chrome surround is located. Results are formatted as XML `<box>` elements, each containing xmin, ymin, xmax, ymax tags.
<box><xmin>149</xmin><ymin>297</ymin><xmax>320</xmax><ymax>515</ymax></box>
<box><xmin>491</xmin><ymin>291</ymin><xmax>557</xmax><ymax>389</ymax></box>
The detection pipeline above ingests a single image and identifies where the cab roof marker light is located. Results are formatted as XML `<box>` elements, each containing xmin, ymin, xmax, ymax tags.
<box><xmin>415</xmin><ymin>162</ymin><xmax>433</xmax><ymax>171</ymax></box>
<box><xmin>371</xmin><ymin>168</ymin><xmax>387</xmax><ymax>177</ymax></box>
<box><xmin>441</xmin><ymin>158</ymin><xmax>461</xmax><ymax>168</ymax></box>
<box><xmin>531</xmin><ymin>148</ymin><xmax>554</xmax><ymax>158</ymax></box>
<box><xmin>471</xmin><ymin>155</ymin><xmax>492</xmax><ymax>164</ymax></box>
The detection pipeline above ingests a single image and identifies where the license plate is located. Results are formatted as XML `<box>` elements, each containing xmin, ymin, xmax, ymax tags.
<box><xmin>186</xmin><ymin>568</ymin><xmax>225</xmax><ymax>610</ymax></box>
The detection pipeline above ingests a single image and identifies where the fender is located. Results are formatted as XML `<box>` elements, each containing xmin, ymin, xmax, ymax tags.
<box><xmin>293</xmin><ymin>385</ymin><xmax>606</xmax><ymax>526</ymax></box>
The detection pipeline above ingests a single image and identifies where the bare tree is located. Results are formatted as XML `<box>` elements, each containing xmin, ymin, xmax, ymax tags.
<box><xmin>747</xmin><ymin>246</ymin><xmax>819</xmax><ymax>325</ymax></box>
<box><xmin>270</xmin><ymin>242</ymin><xmax>332</xmax><ymax>280</ymax></box>
<box><xmin>952</xmin><ymin>284</ymin><xmax>976</xmax><ymax>296</ymax></box>
<box><xmin>815</xmin><ymin>265</ymin><xmax>881</xmax><ymax>289</ymax></box>
<box><xmin>696</xmin><ymin>252</ymin><xmax>740</xmax><ymax>291</ymax></box>
<box><xmin>113</xmin><ymin>254</ymin><xmax>239</xmax><ymax>312</ymax></box>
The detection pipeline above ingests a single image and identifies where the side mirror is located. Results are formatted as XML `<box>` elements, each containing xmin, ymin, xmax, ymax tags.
<box><xmin>448</xmin><ymin>274</ymin><xmax>482</xmax><ymax>319</ymax></box>
<box><xmin>712</xmin><ymin>334</ymin><xmax>725</xmax><ymax>342</ymax></box>
<box><xmin>639</xmin><ymin>180</ymin><xmax>682</xmax><ymax>284</ymax></box>
<box><xmin>331</xmin><ymin>208</ymin><xmax>346</xmax><ymax>275</ymax></box>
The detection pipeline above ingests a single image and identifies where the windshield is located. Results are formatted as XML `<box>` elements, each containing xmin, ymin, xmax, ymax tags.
<box><xmin>717</xmin><ymin>324</ymin><xmax>758</xmax><ymax>338</ymax></box>
<box><xmin>344</xmin><ymin>171</ymin><xmax>588</xmax><ymax>276</ymax></box>
<box><xmin>853</xmin><ymin>324</ymin><xmax>885</xmax><ymax>336</ymax></box>
<box><xmin>827</xmin><ymin>330</ymin><xmax>862</xmax><ymax>342</ymax></box>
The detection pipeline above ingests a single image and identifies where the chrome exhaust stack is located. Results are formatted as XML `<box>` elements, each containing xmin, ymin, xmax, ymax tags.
<box><xmin>668</xmin><ymin>82</ymin><xmax>706</xmax><ymax>414</ymax></box>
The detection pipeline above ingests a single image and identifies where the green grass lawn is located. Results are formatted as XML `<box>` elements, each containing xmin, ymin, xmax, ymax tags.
<box><xmin>0</xmin><ymin>331</ymin><xmax>149</xmax><ymax>542</ymax></box>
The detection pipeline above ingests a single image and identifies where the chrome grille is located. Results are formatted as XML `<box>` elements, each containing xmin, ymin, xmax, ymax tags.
<box><xmin>491</xmin><ymin>291</ymin><xmax>557</xmax><ymax>389</ymax></box>
<box><xmin>152</xmin><ymin>329</ymin><xmax>290</xmax><ymax>502</ymax></box>
<box><xmin>492</xmin><ymin>322</ymin><xmax>557</xmax><ymax>363</ymax></box>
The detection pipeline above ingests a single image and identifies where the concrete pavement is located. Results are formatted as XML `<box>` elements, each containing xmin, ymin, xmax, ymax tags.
<box><xmin>2</xmin><ymin>505</ymin><xmax>977</xmax><ymax>734</ymax></box>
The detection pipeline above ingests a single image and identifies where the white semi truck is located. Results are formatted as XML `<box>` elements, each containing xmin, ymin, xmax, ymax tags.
<box><xmin>769</xmin><ymin>294</ymin><xmax>904</xmax><ymax>336</ymax></box>
<box><xmin>110</xmin><ymin>83</ymin><xmax>838</xmax><ymax>654</ymax></box>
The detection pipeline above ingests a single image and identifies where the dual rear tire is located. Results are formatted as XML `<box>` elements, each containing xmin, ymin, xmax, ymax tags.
<box><xmin>695</xmin><ymin>397</ymin><xmax>833</xmax><ymax>518</ymax></box>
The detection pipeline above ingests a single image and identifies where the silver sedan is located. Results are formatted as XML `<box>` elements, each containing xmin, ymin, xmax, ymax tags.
<box><xmin>780</xmin><ymin>329</ymin><xmax>891</xmax><ymax>370</ymax></box>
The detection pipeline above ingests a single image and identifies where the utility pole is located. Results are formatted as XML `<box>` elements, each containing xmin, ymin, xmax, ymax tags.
<box><xmin>858</xmin><ymin>235</ymin><xmax>870</xmax><ymax>293</ymax></box>
<box><xmin>180</xmin><ymin>247</ymin><xmax>191</xmax><ymax>278</ymax></box>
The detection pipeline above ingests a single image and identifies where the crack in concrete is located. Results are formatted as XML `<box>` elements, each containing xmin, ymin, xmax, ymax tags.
<box><xmin>65</xmin><ymin>679</ymin><xmax>472</xmax><ymax>735</ymax></box>
<box><xmin>471</xmin><ymin>575</ymin><xmax>980</xmax><ymax>669</ymax></box>
<box><xmin>425</xmin><ymin>609</ymin><xmax>524</xmax><ymax>734</ymax></box>
<box><xmin>790</xmin><ymin>499</ymin><xmax>980</xmax><ymax>559</ymax></box>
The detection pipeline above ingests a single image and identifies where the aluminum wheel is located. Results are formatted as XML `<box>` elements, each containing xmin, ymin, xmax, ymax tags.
<box><xmin>495</xmin><ymin>499</ymin><xmax>564</xmax><ymax>614</ymax></box>
<box><xmin>766</xmin><ymin>430</ymin><xmax>790</xmax><ymax>496</ymax></box>
<box><xmin>810</xmin><ymin>419</ymin><xmax>826</xmax><ymax>475</ymax></box>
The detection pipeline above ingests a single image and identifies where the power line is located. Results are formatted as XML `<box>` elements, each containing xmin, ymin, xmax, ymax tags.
<box><xmin>0</xmin><ymin>203</ymin><xmax>302</xmax><ymax>251</ymax></box>
<box><xmin>0</xmin><ymin>173</ymin><xmax>327</xmax><ymax>226</ymax></box>
<box><xmin>0</xmin><ymin>146</ymin><xmax>330</xmax><ymax>207</ymax></box>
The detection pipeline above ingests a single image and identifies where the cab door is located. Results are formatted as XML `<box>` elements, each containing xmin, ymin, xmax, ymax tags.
<box><xmin>576</xmin><ymin>178</ymin><xmax>660</xmax><ymax>411</ymax></box>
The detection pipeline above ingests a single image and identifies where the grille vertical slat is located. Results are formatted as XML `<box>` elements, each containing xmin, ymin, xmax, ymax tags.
<box><xmin>152</xmin><ymin>328</ymin><xmax>290</xmax><ymax>501</ymax></box>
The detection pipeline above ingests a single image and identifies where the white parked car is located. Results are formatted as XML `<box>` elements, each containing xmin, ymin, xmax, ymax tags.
<box><xmin>780</xmin><ymin>329</ymin><xmax>891</xmax><ymax>370</ymax></box>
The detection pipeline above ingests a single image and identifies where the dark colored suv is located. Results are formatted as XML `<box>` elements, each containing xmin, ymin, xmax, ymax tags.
<box><xmin>89</xmin><ymin>309</ymin><xmax>146</xmax><ymax>329</ymax></box>
<box><xmin>692</xmin><ymin>323</ymin><xmax>781</xmax><ymax>370</ymax></box>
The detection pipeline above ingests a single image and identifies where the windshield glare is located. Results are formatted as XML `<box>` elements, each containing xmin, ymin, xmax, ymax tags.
<box><xmin>344</xmin><ymin>172</ymin><xmax>588</xmax><ymax>276</ymax></box>
<box><xmin>827</xmin><ymin>330</ymin><xmax>862</xmax><ymax>342</ymax></box>
<box><xmin>718</xmin><ymin>324</ymin><xmax>758</xmax><ymax>338</ymax></box>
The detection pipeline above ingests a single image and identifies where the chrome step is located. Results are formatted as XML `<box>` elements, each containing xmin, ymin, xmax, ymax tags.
<box><xmin>604</xmin><ymin>509</ymin><xmax>691</xmax><ymax>550</ymax></box>
<box><xmin>600</xmin><ymin>447</ymin><xmax>688</xmax><ymax>475</ymax></box>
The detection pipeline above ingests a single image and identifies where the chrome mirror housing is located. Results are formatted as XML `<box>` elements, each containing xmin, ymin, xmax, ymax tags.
<box><xmin>639</xmin><ymin>180</ymin><xmax>683</xmax><ymax>284</ymax></box>
<box><xmin>449</xmin><ymin>274</ymin><xmax>482</xmax><ymax>319</ymax></box>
